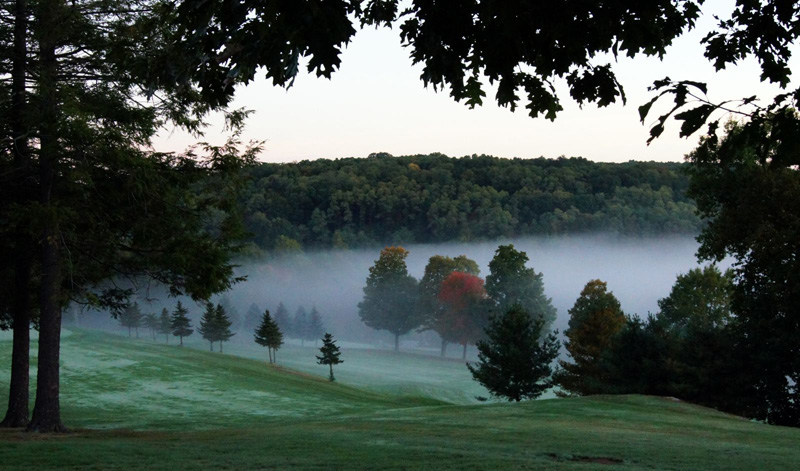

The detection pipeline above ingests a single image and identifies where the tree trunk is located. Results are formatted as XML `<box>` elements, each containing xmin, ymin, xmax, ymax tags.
<box><xmin>135</xmin><ymin>327</ymin><xmax>139</xmax><ymax>339</ymax></box>
<box><xmin>440</xmin><ymin>338</ymin><xmax>448</xmax><ymax>358</ymax></box>
<box><xmin>462</xmin><ymin>343</ymin><xmax>467</xmax><ymax>360</ymax></box>
<box><xmin>2</xmin><ymin>0</ymin><xmax>32</xmax><ymax>429</ymax></box>
<box><xmin>329</xmin><ymin>364</ymin><xmax>334</xmax><ymax>382</ymax></box>
<box><xmin>28</xmin><ymin>2</ymin><xmax>67</xmax><ymax>431</ymax></box>
<box><xmin>219</xmin><ymin>341</ymin><xmax>223</xmax><ymax>353</ymax></box>
<box><xmin>179</xmin><ymin>335</ymin><xmax>183</xmax><ymax>346</ymax></box>
<box><xmin>394</xmin><ymin>333</ymin><xmax>399</xmax><ymax>352</ymax></box>
<box><xmin>209</xmin><ymin>341</ymin><xmax>213</xmax><ymax>352</ymax></box>
<box><xmin>268</xmin><ymin>348</ymin><xmax>273</xmax><ymax>364</ymax></box>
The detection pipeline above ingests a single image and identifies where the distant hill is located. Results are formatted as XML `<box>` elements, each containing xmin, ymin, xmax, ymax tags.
<box><xmin>240</xmin><ymin>153</ymin><xmax>701</xmax><ymax>251</ymax></box>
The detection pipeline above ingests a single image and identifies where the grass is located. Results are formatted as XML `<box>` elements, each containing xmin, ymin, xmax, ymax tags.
<box><xmin>1</xmin><ymin>329</ymin><xmax>799</xmax><ymax>470</ymax></box>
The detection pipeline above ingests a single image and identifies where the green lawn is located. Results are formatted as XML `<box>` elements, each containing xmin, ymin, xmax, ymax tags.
<box><xmin>1</xmin><ymin>329</ymin><xmax>798</xmax><ymax>470</ymax></box>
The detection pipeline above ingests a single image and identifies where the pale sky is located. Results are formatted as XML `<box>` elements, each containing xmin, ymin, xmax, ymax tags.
<box><xmin>153</xmin><ymin>2</ymin><xmax>796</xmax><ymax>164</ymax></box>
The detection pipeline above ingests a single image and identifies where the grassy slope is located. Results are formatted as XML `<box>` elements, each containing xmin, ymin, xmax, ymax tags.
<box><xmin>1</xmin><ymin>330</ymin><xmax>798</xmax><ymax>470</ymax></box>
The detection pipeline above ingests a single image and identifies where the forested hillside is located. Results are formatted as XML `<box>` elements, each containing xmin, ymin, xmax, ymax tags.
<box><xmin>240</xmin><ymin>154</ymin><xmax>700</xmax><ymax>250</ymax></box>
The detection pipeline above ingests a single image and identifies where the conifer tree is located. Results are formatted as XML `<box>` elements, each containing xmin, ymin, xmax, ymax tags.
<box><xmin>316</xmin><ymin>333</ymin><xmax>343</xmax><ymax>382</ymax></box>
<box><xmin>294</xmin><ymin>306</ymin><xmax>309</xmax><ymax>346</ymax></box>
<box><xmin>215</xmin><ymin>304</ymin><xmax>235</xmax><ymax>353</ymax></box>
<box><xmin>244</xmin><ymin>303</ymin><xmax>262</xmax><ymax>332</ymax></box>
<box><xmin>198</xmin><ymin>303</ymin><xmax>218</xmax><ymax>352</ymax></box>
<box><xmin>308</xmin><ymin>307</ymin><xmax>325</xmax><ymax>346</ymax></box>
<box><xmin>468</xmin><ymin>305</ymin><xmax>560</xmax><ymax>402</ymax></box>
<box><xmin>273</xmin><ymin>302</ymin><xmax>292</xmax><ymax>338</ymax></box>
<box><xmin>144</xmin><ymin>312</ymin><xmax>159</xmax><ymax>341</ymax></box>
<box><xmin>158</xmin><ymin>308</ymin><xmax>171</xmax><ymax>344</ymax></box>
<box><xmin>254</xmin><ymin>310</ymin><xmax>283</xmax><ymax>364</ymax></box>
<box><xmin>170</xmin><ymin>301</ymin><xmax>193</xmax><ymax>346</ymax></box>
<box><xmin>119</xmin><ymin>303</ymin><xmax>143</xmax><ymax>338</ymax></box>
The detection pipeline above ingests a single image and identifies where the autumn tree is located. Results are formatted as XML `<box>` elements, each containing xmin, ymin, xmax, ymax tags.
<box><xmin>555</xmin><ymin>280</ymin><xmax>626</xmax><ymax>396</ymax></box>
<box><xmin>119</xmin><ymin>303</ymin><xmax>143</xmax><ymax>338</ymax></box>
<box><xmin>170</xmin><ymin>302</ymin><xmax>194</xmax><ymax>346</ymax></box>
<box><xmin>316</xmin><ymin>333</ymin><xmax>343</xmax><ymax>382</ymax></box>
<box><xmin>437</xmin><ymin>272</ymin><xmax>491</xmax><ymax>360</ymax></box>
<box><xmin>468</xmin><ymin>305</ymin><xmax>560</xmax><ymax>402</ymax></box>
<box><xmin>486</xmin><ymin>245</ymin><xmax>556</xmax><ymax>328</ymax></box>
<box><xmin>418</xmin><ymin>255</ymin><xmax>480</xmax><ymax>356</ymax></box>
<box><xmin>358</xmin><ymin>247</ymin><xmax>419</xmax><ymax>351</ymax></box>
<box><xmin>254</xmin><ymin>309</ymin><xmax>283</xmax><ymax>364</ymax></box>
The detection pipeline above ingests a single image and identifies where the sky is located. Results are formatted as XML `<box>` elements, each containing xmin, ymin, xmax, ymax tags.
<box><xmin>153</xmin><ymin>2</ymin><xmax>796</xmax><ymax>164</ymax></box>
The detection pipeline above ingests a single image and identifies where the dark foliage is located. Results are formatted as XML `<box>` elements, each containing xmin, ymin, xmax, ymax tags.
<box><xmin>316</xmin><ymin>333</ymin><xmax>343</xmax><ymax>382</ymax></box>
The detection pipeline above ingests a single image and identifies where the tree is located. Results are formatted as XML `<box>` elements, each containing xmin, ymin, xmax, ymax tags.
<box><xmin>556</xmin><ymin>280</ymin><xmax>626</xmax><ymax>396</ymax></box>
<box><xmin>158</xmin><ymin>308</ymin><xmax>172</xmax><ymax>344</ymax></box>
<box><xmin>243</xmin><ymin>303</ymin><xmax>262</xmax><ymax>332</ymax></box>
<box><xmin>437</xmin><ymin>272</ymin><xmax>491</xmax><ymax>360</ymax></box>
<box><xmin>685</xmin><ymin>120</ymin><xmax>800</xmax><ymax>426</ymax></box>
<box><xmin>293</xmin><ymin>306</ymin><xmax>309</xmax><ymax>346</ymax></box>
<box><xmin>468</xmin><ymin>305</ymin><xmax>560</xmax><ymax>402</ymax></box>
<box><xmin>119</xmin><ymin>303</ymin><xmax>143</xmax><ymax>338</ymax></box>
<box><xmin>418</xmin><ymin>255</ymin><xmax>480</xmax><ymax>356</ymax></box>
<box><xmin>273</xmin><ymin>302</ymin><xmax>292</xmax><ymax>338</ymax></box>
<box><xmin>198</xmin><ymin>303</ymin><xmax>218</xmax><ymax>352</ymax></box>
<box><xmin>218</xmin><ymin>295</ymin><xmax>241</xmax><ymax>332</ymax></box>
<box><xmin>316</xmin><ymin>333</ymin><xmax>343</xmax><ymax>382</ymax></box>
<box><xmin>308</xmin><ymin>307</ymin><xmax>325</xmax><ymax>346</ymax></box>
<box><xmin>144</xmin><ymin>312</ymin><xmax>159</xmax><ymax>341</ymax></box>
<box><xmin>214</xmin><ymin>304</ymin><xmax>235</xmax><ymax>353</ymax></box>
<box><xmin>485</xmin><ymin>245</ymin><xmax>557</xmax><ymax>328</ymax></box>
<box><xmin>171</xmin><ymin>302</ymin><xmax>194</xmax><ymax>346</ymax></box>
<box><xmin>358</xmin><ymin>246</ymin><xmax>419</xmax><ymax>351</ymax></box>
<box><xmin>254</xmin><ymin>309</ymin><xmax>283</xmax><ymax>364</ymax></box>
<box><xmin>657</xmin><ymin>265</ymin><xmax>734</xmax><ymax>335</ymax></box>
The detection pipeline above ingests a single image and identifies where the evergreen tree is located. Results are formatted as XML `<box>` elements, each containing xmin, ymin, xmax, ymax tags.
<box><xmin>316</xmin><ymin>333</ymin><xmax>343</xmax><ymax>382</ymax></box>
<box><xmin>555</xmin><ymin>280</ymin><xmax>626</xmax><ymax>396</ymax></box>
<box><xmin>243</xmin><ymin>303</ymin><xmax>262</xmax><ymax>332</ymax></box>
<box><xmin>254</xmin><ymin>310</ymin><xmax>283</xmax><ymax>364</ymax></box>
<box><xmin>198</xmin><ymin>303</ymin><xmax>219</xmax><ymax>352</ymax></box>
<box><xmin>308</xmin><ymin>307</ymin><xmax>325</xmax><ymax>346</ymax></box>
<box><xmin>358</xmin><ymin>246</ymin><xmax>420</xmax><ymax>351</ymax></box>
<box><xmin>170</xmin><ymin>301</ymin><xmax>193</xmax><ymax>346</ymax></box>
<box><xmin>158</xmin><ymin>308</ymin><xmax>172</xmax><ymax>344</ymax></box>
<box><xmin>218</xmin><ymin>295</ymin><xmax>241</xmax><ymax>332</ymax></box>
<box><xmin>468</xmin><ymin>305</ymin><xmax>560</xmax><ymax>402</ymax></box>
<box><xmin>486</xmin><ymin>244</ymin><xmax>557</xmax><ymax>329</ymax></box>
<box><xmin>294</xmin><ymin>306</ymin><xmax>309</xmax><ymax>346</ymax></box>
<box><xmin>215</xmin><ymin>304</ymin><xmax>235</xmax><ymax>353</ymax></box>
<box><xmin>119</xmin><ymin>303</ymin><xmax>143</xmax><ymax>338</ymax></box>
<box><xmin>144</xmin><ymin>312</ymin><xmax>159</xmax><ymax>341</ymax></box>
<box><xmin>273</xmin><ymin>302</ymin><xmax>292</xmax><ymax>338</ymax></box>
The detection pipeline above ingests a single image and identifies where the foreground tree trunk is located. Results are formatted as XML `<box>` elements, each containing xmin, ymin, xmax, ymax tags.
<box><xmin>27</xmin><ymin>0</ymin><xmax>67</xmax><ymax>433</ymax></box>
<box><xmin>1</xmin><ymin>0</ymin><xmax>32</xmax><ymax>430</ymax></box>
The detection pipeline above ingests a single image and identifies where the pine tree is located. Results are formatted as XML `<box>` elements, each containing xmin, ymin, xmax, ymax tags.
<box><xmin>158</xmin><ymin>308</ymin><xmax>171</xmax><ymax>344</ymax></box>
<box><xmin>244</xmin><ymin>303</ymin><xmax>262</xmax><ymax>332</ymax></box>
<box><xmin>468</xmin><ymin>305</ymin><xmax>560</xmax><ymax>402</ymax></box>
<box><xmin>198</xmin><ymin>303</ymin><xmax>218</xmax><ymax>352</ymax></box>
<box><xmin>170</xmin><ymin>301</ymin><xmax>193</xmax><ymax>346</ymax></box>
<box><xmin>254</xmin><ymin>310</ymin><xmax>283</xmax><ymax>364</ymax></box>
<box><xmin>273</xmin><ymin>302</ymin><xmax>292</xmax><ymax>338</ymax></box>
<box><xmin>308</xmin><ymin>307</ymin><xmax>325</xmax><ymax>346</ymax></box>
<box><xmin>144</xmin><ymin>312</ymin><xmax>159</xmax><ymax>341</ymax></box>
<box><xmin>294</xmin><ymin>306</ymin><xmax>308</xmax><ymax>346</ymax></box>
<box><xmin>316</xmin><ymin>333</ymin><xmax>343</xmax><ymax>382</ymax></box>
<box><xmin>119</xmin><ymin>303</ymin><xmax>143</xmax><ymax>338</ymax></box>
<box><xmin>215</xmin><ymin>304</ymin><xmax>235</xmax><ymax>353</ymax></box>
<box><xmin>218</xmin><ymin>295</ymin><xmax>241</xmax><ymax>332</ymax></box>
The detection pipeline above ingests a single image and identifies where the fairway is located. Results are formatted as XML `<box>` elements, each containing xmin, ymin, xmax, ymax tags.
<box><xmin>1</xmin><ymin>329</ymin><xmax>798</xmax><ymax>470</ymax></box>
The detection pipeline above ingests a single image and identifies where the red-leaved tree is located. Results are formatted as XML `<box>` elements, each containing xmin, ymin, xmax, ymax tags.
<box><xmin>437</xmin><ymin>272</ymin><xmax>491</xmax><ymax>359</ymax></box>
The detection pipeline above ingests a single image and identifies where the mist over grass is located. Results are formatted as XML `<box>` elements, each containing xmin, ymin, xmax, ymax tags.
<box><xmin>231</xmin><ymin>234</ymin><xmax>726</xmax><ymax>341</ymax></box>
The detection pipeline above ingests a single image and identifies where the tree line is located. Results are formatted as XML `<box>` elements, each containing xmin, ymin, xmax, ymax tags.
<box><xmin>240</xmin><ymin>155</ymin><xmax>701</xmax><ymax>252</ymax></box>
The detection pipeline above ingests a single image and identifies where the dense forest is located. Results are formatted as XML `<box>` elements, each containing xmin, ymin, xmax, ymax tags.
<box><xmin>240</xmin><ymin>153</ymin><xmax>700</xmax><ymax>251</ymax></box>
